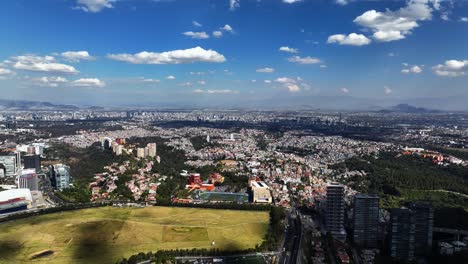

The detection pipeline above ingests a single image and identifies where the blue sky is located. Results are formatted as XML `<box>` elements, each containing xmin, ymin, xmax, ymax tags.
<box><xmin>0</xmin><ymin>0</ymin><xmax>467</xmax><ymax>108</ymax></box>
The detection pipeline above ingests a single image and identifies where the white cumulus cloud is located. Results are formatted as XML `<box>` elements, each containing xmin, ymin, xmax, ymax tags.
<box><xmin>0</xmin><ymin>68</ymin><xmax>14</xmax><ymax>76</ymax></box>
<box><xmin>61</xmin><ymin>51</ymin><xmax>94</xmax><ymax>62</ymax></box>
<box><xmin>137</xmin><ymin>77</ymin><xmax>160</xmax><ymax>83</ymax></box>
<box><xmin>72</xmin><ymin>78</ymin><xmax>105</xmax><ymax>87</ymax></box>
<box><xmin>229</xmin><ymin>0</ymin><xmax>240</xmax><ymax>11</ymax></box>
<box><xmin>222</xmin><ymin>24</ymin><xmax>233</xmax><ymax>32</ymax></box>
<box><xmin>327</xmin><ymin>33</ymin><xmax>372</xmax><ymax>46</ymax></box>
<box><xmin>107</xmin><ymin>47</ymin><xmax>226</xmax><ymax>64</ymax></box>
<box><xmin>194</xmin><ymin>89</ymin><xmax>238</xmax><ymax>94</ymax></box>
<box><xmin>353</xmin><ymin>0</ymin><xmax>438</xmax><ymax>42</ymax></box>
<box><xmin>279</xmin><ymin>46</ymin><xmax>298</xmax><ymax>53</ymax></box>
<box><xmin>432</xmin><ymin>59</ymin><xmax>468</xmax><ymax>77</ymax></box>
<box><xmin>213</xmin><ymin>31</ymin><xmax>223</xmax><ymax>38</ymax></box>
<box><xmin>182</xmin><ymin>31</ymin><xmax>209</xmax><ymax>39</ymax></box>
<box><xmin>283</xmin><ymin>0</ymin><xmax>302</xmax><ymax>4</ymax></box>
<box><xmin>256</xmin><ymin>67</ymin><xmax>275</xmax><ymax>73</ymax></box>
<box><xmin>274</xmin><ymin>77</ymin><xmax>304</xmax><ymax>93</ymax></box>
<box><xmin>11</xmin><ymin>55</ymin><xmax>79</xmax><ymax>74</ymax></box>
<box><xmin>166</xmin><ymin>75</ymin><xmax>176</xmax><ymax>80</ymax></box>
<box><xmin>401</xmin><ymin>65</ymin><xmax>423</xmax><ymax>74</ymax></box>
<box><xmin>35</xmin><ymin>76</ymin><xmax>68</xmax><ymax>87</ymax></box>
<box><xmin>288</xmin><ymin>56</ymin><xmax>321</xmax><ymax>64</ymax></box>
<box><xmin>75</xmin><ymin>0</ymin><xmax>115</xmax><ymax>13</ymax></box>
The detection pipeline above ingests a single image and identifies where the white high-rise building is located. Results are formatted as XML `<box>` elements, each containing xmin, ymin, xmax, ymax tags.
<box><xmin>147</xmin><ymin>143</ymin><xmax>157</xmax><ymax>157</ymax></box>
<box><xmin>137</xmin><ymin>148</ymin><xmax>146</xmax><ymax>158</ymax></box>
<box><xmin>50</xmin><ymin>164</ymin><xmax>72</xmax><ymax>191</ymax></box>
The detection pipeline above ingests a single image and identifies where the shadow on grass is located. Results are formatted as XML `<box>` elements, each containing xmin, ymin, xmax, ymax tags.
<box><xmin>0</xmin><ymin>240</ymin><xmax>23</xmax><ymax>261</ymax></box>
<box><xmin>72</xmin><ymin>219</ymin><xmax>125</xmax><ymax>263</ymax></box>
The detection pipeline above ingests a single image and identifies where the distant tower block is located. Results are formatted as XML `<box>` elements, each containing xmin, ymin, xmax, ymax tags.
<box><xmin>326</xmin><ymin>182</ymin><xmax>346</xmax><ymax>241</ymax></box>
<box><xmin>147</xmin><ymin>143</ymin><xmax>157</xmax><ymax>157</ymax></box>
<box><xmin>137</xmin><ymin>148</ymin><xmax>146</xmax><ymax>158</ymax></box>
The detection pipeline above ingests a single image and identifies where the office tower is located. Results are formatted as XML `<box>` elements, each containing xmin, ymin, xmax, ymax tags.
<box><xmin>410</xmin><ymin>202</ymin><xmax>434</xmax><ymax>255</ymax></box>
<box><xmin>389</xmin><ymin>208</ymin><xmax>415</xmax><ymax>260</ymax></box>
<box><xmin>23</xmin><ymin>154</ymin><xmax>41</xmax><ymax>173</ymax></box>
<box><xmin>326</xmin><ymin>182</ymin><xmax>346</xmax><ymax>241</ymax></box>
<box><xmin>50</xmin><ymin>164</ymin><xmax>72</xmax><ymax>191</ymax></box>
<box><xmin>18</xmin><ymin>169</ymin><xmax>39</xmax><ymax>191</ymax></box>
<box><xmin>353</xmin><ymin>194</ymin><xmax>379</xmax><ymax>248</ymax></box>
<box><xmin>0</xmin><ymin>154</ymin><xmax>19</xmax><ymax>177</ymax></box>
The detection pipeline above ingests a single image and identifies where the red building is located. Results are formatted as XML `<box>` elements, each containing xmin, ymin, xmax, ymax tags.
<box><xmin>189</xmin><ymin>173</ymin><xmax>202</xmax><ymax>185</ymax></box>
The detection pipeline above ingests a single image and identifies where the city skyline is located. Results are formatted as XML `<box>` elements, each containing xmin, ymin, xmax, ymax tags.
<box><xmin>0</xmin><ymin>0</ymin><xmax>467</xmax><ymax>109</ymax></box>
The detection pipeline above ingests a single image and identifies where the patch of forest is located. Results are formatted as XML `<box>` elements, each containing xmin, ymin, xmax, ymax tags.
<box><xmin>189</xmin><ymin>135</ymin><xmax>220</xmax><ymax>151</ymax></box>
<box><xmin>332</xmin><ymin>152</ymin><xmax>468</xmax><ymax>196</ymax></box>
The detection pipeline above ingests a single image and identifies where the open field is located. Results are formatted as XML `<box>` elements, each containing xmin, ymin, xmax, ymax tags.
<box><xmin>0</xmin><ymin>206</ymin><xmax>269</xmax><ymax>264</ymax></box>
<box><xmin>199</xmin><ymin>192</ymin><xmax>249</xmax><ymax>202</ymax></box>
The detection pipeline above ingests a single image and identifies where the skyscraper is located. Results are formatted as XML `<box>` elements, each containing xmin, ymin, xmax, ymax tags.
<box><xmin>23</xmin><ymin>154</ymin><xmax>41</xmax><ymax>173</ymax></box>
<box><xmin>326</xmin><ymin>182</ymin><xmax>346</xmax><ymax>241</ymax></box>
<box><xmin>50</xmin><ymin>164</ymin><xmax>72</xmax><ymax>191</ymax></box>
<box><xmin>353</xmin><ymin>194</ymin><xmax>379</xmax><ymax>248</ymax></box>
<box><xmin>389</xmin><ymin>208</ymin><xmax>415</xmax><ymax>260</ymax></box>
<box><xmin>0</xmin><ymin>153</ymin><xmax>20</xmax><ymax>177</ymax></box>
<box><xmin>410</xmin><ymin>202</ymin><xmax>434</xmax><ymax>255</ymax></box>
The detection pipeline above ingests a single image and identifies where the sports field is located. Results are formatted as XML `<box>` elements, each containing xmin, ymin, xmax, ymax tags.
<box><xmin>0</xmin><ymin>206</ymin><xmax>269</xmax><ymax>264</ymax></box>
<box><xmin>199</xmin><ymin>191</ymin><xmax>249</xmax><ymax>202</ymax></box>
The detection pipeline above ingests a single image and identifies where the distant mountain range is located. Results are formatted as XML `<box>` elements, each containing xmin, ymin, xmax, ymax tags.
<box><xmin>0</xmin><ymin>99</ymin><xmax>79</xmax><ymax>110</ymax></box>
<box><xmin>0</xmin><ymin>96</ymin><xmax>466</xmax><ymax>112</ymax></box>
<box><xmin>379</xmin><ymin>104</ymin><xmax>441</xmax><ymax>113</ymax></box>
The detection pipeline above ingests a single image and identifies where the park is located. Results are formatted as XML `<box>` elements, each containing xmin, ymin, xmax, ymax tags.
<box><xmin>0</xmin><ymin>206</ymin><xmax>270</xmax><ymax>264</ymax></box>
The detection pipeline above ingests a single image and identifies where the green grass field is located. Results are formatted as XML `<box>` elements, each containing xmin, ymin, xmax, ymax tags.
<box><xmin>0</xmin><ymin>206</ymin><xmax>269</xmax><ymax>264</ymax></box>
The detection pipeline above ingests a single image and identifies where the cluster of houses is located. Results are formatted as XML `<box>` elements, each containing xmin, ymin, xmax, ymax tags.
<box><xmin>90</xmin><ymin>159</ymin><xmax>163</xmax><ymax>202</ymax></box>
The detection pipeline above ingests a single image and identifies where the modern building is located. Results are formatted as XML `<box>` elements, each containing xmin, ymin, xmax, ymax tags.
<box><xmin>353</xmin><ymin>194</ymin><xmax>379</xmax><ymax>248</ymax></box>
<box><xmin>0</xmin><ymin>164</ymin><xmax>5</xmax><ymax>177</ymax></box>
<box><xmin>326</xmin><ymin>183</ymin><xmax>346</xmax><ymax>241</ymax></box>
<box><xmin>0</xmin><ymin>153</ymin><xmax>20</xmax><ymax>177</ymax></box>
<box><xmin>410</xmin><ymin>202</ymin><xmax>434</xmax><ymax>255</ymax></box>
<box><xmin>251</xmin><ymin>181</ymin><xmax>272</xmax><ymax>203</ymax></box>
<box><xmin>23</xmin><ymin>154</ymin><xmax>41</xmax><ymax>172</ymax></box>
<box><xmin>389</xmin><ymin>208</ymin><xmax>415</xmax><ymax>260</ymax></box>
<box><xmin>114</xmin><ymin>145</ymin><xmax>123</xmax><ymax>156</ymax></box>
<box><xmin>18</xmin><ymin>169</ymin><xmax>39</xmax><ymax>191</ymax></box>
<box><xmin>136</xmin><ymin>148</ymin><xmax>146</xmax><ymax>158</ymax></box>
<box><xmin>0</xmin><ymin>188</ymin><xmax>33</xmax><ymax>214</ymax></box>
<box><xmin>17</xmin><ymin>144</ymin><xmax>44</xmax><ymax>155</ymax></box>
<box><xmin>50</xmin><ymin>164</ymin><xmax>72</xmax><ymax>191</ymax></box>
<box><xmin>147</xmin><ymin>143</ymin><xmax>157</xmax><ymax>158</ymax></box>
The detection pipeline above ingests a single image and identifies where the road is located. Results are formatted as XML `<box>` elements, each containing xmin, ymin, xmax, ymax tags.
<box><xmin>290</xmin><ymin>209</ymin><xmax>302</xmax><ymax>264</ymax></box>
<box><xmin>137</xmin><ymin>252</ymin><xmax>279</xmax><ymax>264</ymax></box>
<box><xmin>277</xmin><ymin>204</ymin><xmax>304</xmax><ymax>264</ymax></box>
